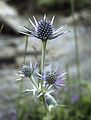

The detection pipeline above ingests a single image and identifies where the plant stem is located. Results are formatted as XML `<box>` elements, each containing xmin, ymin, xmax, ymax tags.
<box><xmin>71</xmin><ymin>0</ymin><xmax>82</xmax><ymax>99</ymax></box>
<box><xmin>40</xmin><ymin>40</ymin><xmax>48</xmax><ymax>110</ymax></box>
<box><xmin>0</xmin><ymin>24</ymin><xmax>4</xmax><ymax>34</ymax></box>
<box><xmin>23</xmin><ymin>36</ymin><xmax>28</xmax><ymax>64</ymax></box>
<box><xmin>16</xmin><ymin>76</ymin><xmax>23</xmax><ymax>120</ymax></box>
<box><xmin>16</xmin><ymin>36</ymin><xmax>29</xmax><ymax>120</ymax></box>
<box><xmin>71</xmin><ymin>0</ymin><xmax>81</xmax><ymax>80</ymax></box>
<box><xmin>41</xmin><ymin>41</ymin><xmax>47</xmax><ymax>73</ymax></box>
<box><xmin>40</xmin><ymin>41</ymin><xmax>47</xmax><ymax>89</ymax></box>
<box><xmin>30</xmin><ymin>75</ymin><xmax>38</xmax><ymax>89</ymax></box>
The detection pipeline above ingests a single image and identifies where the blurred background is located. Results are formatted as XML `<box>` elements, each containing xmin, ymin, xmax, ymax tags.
<box><xmin>0</xmin><ymin>0</ymin><xmax>91</xmax><ymax>119</ymax></box>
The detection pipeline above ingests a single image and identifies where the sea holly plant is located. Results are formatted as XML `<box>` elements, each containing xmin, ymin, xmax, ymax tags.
<box><xmin>18</xmin><ymin>15</ymin><xmax>69</xmax><ymax>111</ymax></box>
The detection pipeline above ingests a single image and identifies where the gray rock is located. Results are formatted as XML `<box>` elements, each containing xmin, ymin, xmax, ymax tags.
<box><xmin>0</xmin><ymin>46</ymin><xmax>16</xmax><ymax>58</ymax></box>
<box><xmin>0</xmin><ymin>38</ymin><xmax>17</xmax><ymax>65</ymax></box>
<box><xmin>0</xmin><ymin>1</ymin><xmax>24</xmax><ymax>35</ymax></box>
<box><xmin>79</xmin><ymin>10</ymin><xmax>91</xmax><ymax>25</ymax></box>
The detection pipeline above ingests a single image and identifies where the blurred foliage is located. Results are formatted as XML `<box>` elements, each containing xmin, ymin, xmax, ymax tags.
<box><xmin>37</xmin><ymin>0</ymin><xmax>91</xmax><ymax>9</ymax></box>
<box><xmin>37</xmin><ymin>0</ymin><xmax>58</xmax><ymax>7</ymax></box>
<box><xmin>17</xmin><ymin>82</ymin><xmax>91</xmax><ymax>120</ymax></box>
<box><xmin>7</xmin><ymin>0</ymin><xmax>91</xmax><ymax>14</ymax></box>
<box><xmin>26</xmin><ymin>95</ymin><xmax>91</xmax><ymax>120</ymax></box>
<box><xmin>38</xmin><ymin>0</ymin><xmax>91</xmax><ymax>8</ymax></box>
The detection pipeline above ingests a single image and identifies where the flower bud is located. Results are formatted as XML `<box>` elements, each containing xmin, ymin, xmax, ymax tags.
<box><xmin>21</xmin><ymin>65</ymin><xmax>33</xmax><ymax>77</ymax></box>
<box><xmin>45</xmin><ymin>93</ymin><xmax>57</xmax><ymax>110</ymax></box>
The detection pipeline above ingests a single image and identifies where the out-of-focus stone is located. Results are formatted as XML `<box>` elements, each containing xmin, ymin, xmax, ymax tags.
<box><xmin>0</xmin><ymin>1</ymin><xmax>24</xmax><ymax>35</ymax></box>
<box><xmin>0</xmin><ymin>38</ymin><xmax>17</xmax><ymax>65</ymax></box>
<box><xmin>79</xmin><ymin>10</ymin><xmax>91</xmax><ymax>26</ymax></box>
<box><xmin>0</xmin><ymin>46</ymin><xmax>16</xmax><ymax>58</ymax></box>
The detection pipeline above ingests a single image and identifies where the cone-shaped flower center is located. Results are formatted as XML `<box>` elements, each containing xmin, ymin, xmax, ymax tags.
<box><xmin>37</xmin><ymin>19</ymin><xmax>53</xmax><ymax>41</ymax></box>
<box><xmin>22</xmin><ymin>65</ymin><xmax>33</xmax><ymax>77</ymax></box>
<box><xmin>45</xmin><ymin>72</ymin><xmax>58</xmax><ymax>84</ymax></box>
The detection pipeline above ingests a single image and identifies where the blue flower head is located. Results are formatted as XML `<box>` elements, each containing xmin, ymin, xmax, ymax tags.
<box><xmin>21</xmin><ymin>15</ymin><xmax>69</xmax><ymax>41</ymax></box>
<box><xmin>37</xmin><ymin>65</ymin><xmax>66</xmax><ymax>88</ymax></box>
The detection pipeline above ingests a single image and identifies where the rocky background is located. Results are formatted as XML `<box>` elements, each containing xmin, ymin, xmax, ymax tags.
<box><xmin>0</xmin><ymin>0</ymin><xmax>91</xmax><ymax>119</ymax></box>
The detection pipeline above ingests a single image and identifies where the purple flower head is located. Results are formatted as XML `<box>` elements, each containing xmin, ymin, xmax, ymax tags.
<box><xmin>37</xmin><ymin>65</ymin><xmax>66</xmax><ymax>87</ymax></box>
<box><xmin>20</xmin><ymin>59</ymin><xmax>37</xmax><ymax>78</ymax></box>
<box><xmin>21</xmin><ymin>15</ymin><xmax>69</xmax><ymax>41</ymax></box>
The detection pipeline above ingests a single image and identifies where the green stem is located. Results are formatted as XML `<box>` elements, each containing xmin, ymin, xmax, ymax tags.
<box><xmin>0</xmin><ymin>24</ymin><xmax>4</xmax><ymax>34</ymax></box>
<box><xmin>23</xmin><ymin>36</ymin><xmax>28</xmax><ymax>64</ymax></box>
<box><xmin>40</xmin><ymin>40</ymin><xmax>48</xmax><ymax>110</ymax></box>
<box><xmin>71</xmin><ymin>0</ymin><xmax>82</xmax><ymax>99</ymax></box>
<box><xmin>40</xmin><ymin>41</ymin><xmax>47</xmax><ymax>89</ymax></box>
<box><xmin>41</xmin><ymin>41</ymin><xmax>47</xmax><ymax>73</ymax></box>
<box><xmin>16</xmin><ymin>77</ymin><xmax>23</xmax><ymax>120</ymax></box>
<box><xmin>71</xmin><ymin>0</ymin><xmax>81</xmax><ymax>80</ymax></box>
<box><xmin>16</xmin><ymin>36</ymin><xmax>28</xmax><ymax>120</ymax></box>
<box><xmin>30</xmin><ymin>75</ymin><xmax>38</xmax><ymax>89</ymax></box>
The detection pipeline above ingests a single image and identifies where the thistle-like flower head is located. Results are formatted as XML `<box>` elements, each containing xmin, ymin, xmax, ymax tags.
<box><xmin>22</xmin><ymin>59</ymin><xmax>38</xmax><ymax>77</ymax></box>
<box><xmin>45</xmin><ymin>71</ymin><xmax>58</xmax><ymax>85</ymax></box>
<box><xmin>21</xmin><ymin>15</ymin><xmax>69</xmax><ymax>41</ymax></box>
<box><xmin>21</xmin><ymin>64</ymin><xmax>33</xmax><ymax>77</ymax></box>
<box><xmin>17</xmin><ymin>59</ymin><xmax>37</xmax><ymax>80</ymax></box>
<box><xmin>37</xmin><ymin>65</ymin><xmax>66</xmax><ymax>87</ymax></box>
